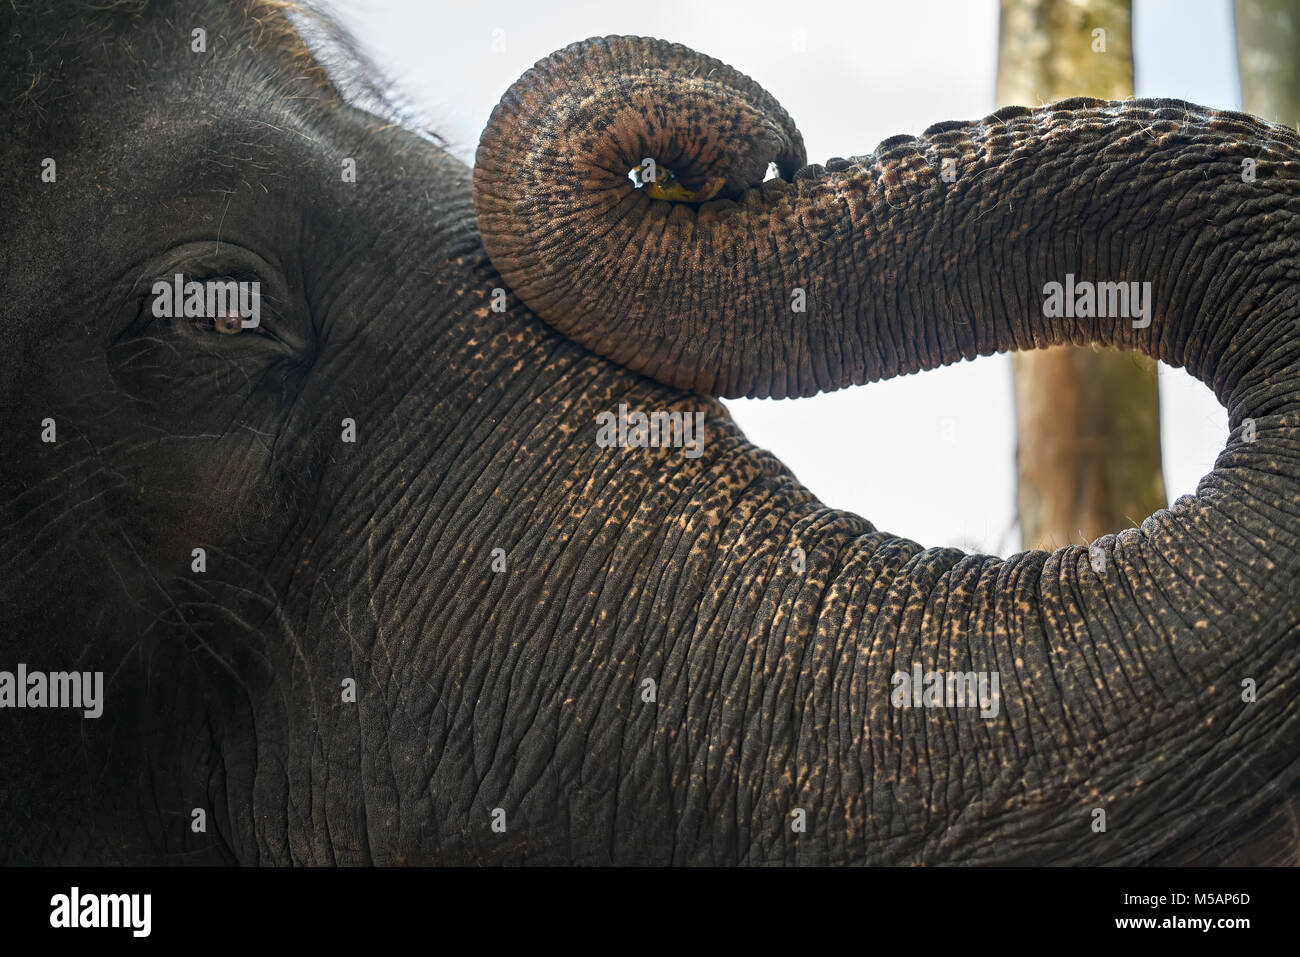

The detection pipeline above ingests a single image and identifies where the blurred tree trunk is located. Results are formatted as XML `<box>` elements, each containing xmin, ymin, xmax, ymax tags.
<box><xmin>1236</xmin><ymin>0</ymin><xmax>1300</xmax><ymax>129</ymax></box>
<box><xmin>996</xmin><ymin>0</ymin><xmax>1166</xmax><ymax>550</ymax></box>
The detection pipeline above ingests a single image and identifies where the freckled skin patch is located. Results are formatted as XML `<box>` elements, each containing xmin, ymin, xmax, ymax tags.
<box><xmin>2</xmin><ymin>10</ymin><xmax>1299</xmax><ymax>866</ymax></box>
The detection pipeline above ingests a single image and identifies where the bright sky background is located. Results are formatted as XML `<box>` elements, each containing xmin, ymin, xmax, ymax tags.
<box><xmin>333</xmin><ymin>0</ymin><xmax>1240</xmax><ymax>555</ymax></box>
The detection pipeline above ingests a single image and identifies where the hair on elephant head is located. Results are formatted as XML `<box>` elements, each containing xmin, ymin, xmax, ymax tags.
<box><xmin>2</xmin><ymin>2</ymin><xmax>1299</xmax><ymax>865</ymax></box>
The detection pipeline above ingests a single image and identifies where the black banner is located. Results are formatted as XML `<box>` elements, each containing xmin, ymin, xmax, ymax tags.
<box><xmin>0</xmin><ymin>865</ymin><xmax>1281</xmax><ymax>945</ymax></box>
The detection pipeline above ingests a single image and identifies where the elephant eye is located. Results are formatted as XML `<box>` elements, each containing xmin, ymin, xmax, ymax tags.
<box><xmin>190</xmin><ymin>306</ymin><xmax>266</xmax><ymax>336</ymax></box>
<box><xmin>147</xmin><ymin>272</ymin><xmax>272</xmax><ymax>337</ymax></box>
<box><xmin>212</xmin><ymin>310</ymin><xmax>244</xmax><ymax>335</ymax></box>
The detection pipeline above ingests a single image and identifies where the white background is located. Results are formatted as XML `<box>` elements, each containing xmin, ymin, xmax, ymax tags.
<box><xmin>331</xmin><ymin>0</ymin><xmax>1239</xmax><ymax>555</ymax></box>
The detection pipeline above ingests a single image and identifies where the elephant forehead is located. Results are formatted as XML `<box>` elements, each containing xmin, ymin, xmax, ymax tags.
<box><xmin>2</xmin><ymin>0</ymin><xmax>414</xmax><ymax>144</ymax></box>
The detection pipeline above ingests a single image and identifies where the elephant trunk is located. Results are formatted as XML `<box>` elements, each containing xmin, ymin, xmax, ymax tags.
<box><xmin>473</xmin><ymin>37</ymin><xmax>1300</xmax><ymax>860</ymax></box>
<box><xmin>474</xmin><ymin>36</ymin><xmax>1300</xmax><ymax>409</ymax></box>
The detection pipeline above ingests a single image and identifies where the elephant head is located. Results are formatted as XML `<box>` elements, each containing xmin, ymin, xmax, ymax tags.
<box><xmin>2</xmin><ymin>3</ymin><xmax>1297</xmax><ymax>864</ymax></box>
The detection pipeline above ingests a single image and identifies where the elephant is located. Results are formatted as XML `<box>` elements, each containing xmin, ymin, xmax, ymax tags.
<box><xmin>2</xmin><ymin>0</ymin><xmax>1298</xmax><ymax>866</ymax></box>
